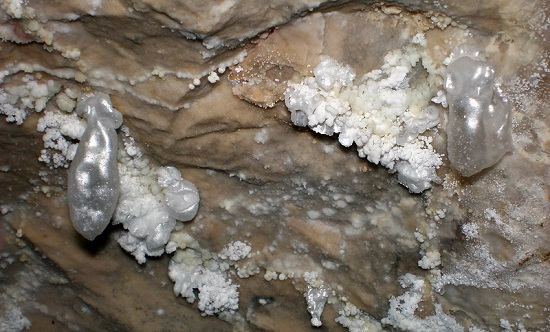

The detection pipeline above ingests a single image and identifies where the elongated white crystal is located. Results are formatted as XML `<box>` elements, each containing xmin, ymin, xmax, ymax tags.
<box><xmin>67</xmin><ymin>92</ymin><xmax>122</xmax><ymax>240</ymax></box>
<box><xmin>444</xmin><ymin>55</ymin><xmax>512</xmax><ymax>176</ymax></box>
<box><xmin>306</xmin><ymin>285</ymin><xmax>328</xmax><ymax>327</ymax></box>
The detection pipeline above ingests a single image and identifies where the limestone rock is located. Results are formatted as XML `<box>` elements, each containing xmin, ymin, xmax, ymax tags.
<box><xmin>0</xmin><ymin>0</ymin><xmax>549</xmax><ymax>331</ymax></box>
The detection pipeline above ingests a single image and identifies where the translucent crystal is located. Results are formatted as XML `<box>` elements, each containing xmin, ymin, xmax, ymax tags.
<box><xmin>444</xmin><ymin>56</ymin><xmax>512</xmax><ymax>177</ymax></box>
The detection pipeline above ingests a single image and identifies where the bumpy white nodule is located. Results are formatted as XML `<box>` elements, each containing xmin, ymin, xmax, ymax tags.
<box><xmin>67</xmin><ymin>92</ymin><xmax>123</xmax><ymax>240</ymax></box>
<box><xmin>444</xmin><ymin>53</ymin><xmax>512</xmax><ymax>177</ymax></box>
<box><xmin>284</xmin><ymin>46</ymin><xmax>443</xmax><ymax>193</ymax></box>
<box><xmin>157</xmin><ymin>166</ymin><xmax>200</xmax><ymax>221</ymax></box>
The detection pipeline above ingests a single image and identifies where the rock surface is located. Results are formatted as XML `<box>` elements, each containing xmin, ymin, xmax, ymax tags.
<box><xmin>0</xmin><ymin>0</ymin><xmax>549</xmax><ymax>331</ymax></box>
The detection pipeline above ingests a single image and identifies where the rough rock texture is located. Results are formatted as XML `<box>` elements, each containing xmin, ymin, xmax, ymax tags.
<box><xmin>1</xmin><ymin>0</ymin><xmax>549</xmax><ymax>331</ymax></box>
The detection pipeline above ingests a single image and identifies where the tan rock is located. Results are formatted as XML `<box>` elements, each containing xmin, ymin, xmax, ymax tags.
<box><xmin>0</xmin><ymin>0</ymin><xmax>548</xmax><ymax>331</ymax></box>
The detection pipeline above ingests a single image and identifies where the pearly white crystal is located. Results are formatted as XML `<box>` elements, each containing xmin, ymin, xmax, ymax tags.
<box><xmin>67</xmin><ymin>92</ymin><xmax>122</xmax><ymax>240</ymax></box>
